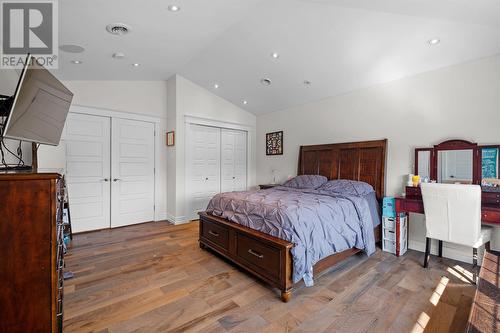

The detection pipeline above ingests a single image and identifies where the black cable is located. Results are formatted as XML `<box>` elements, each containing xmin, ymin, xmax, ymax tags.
<box><xmin>0</xmin><ymin>114</ymin><xmax>26</xmax><ymax>168</ymax></box>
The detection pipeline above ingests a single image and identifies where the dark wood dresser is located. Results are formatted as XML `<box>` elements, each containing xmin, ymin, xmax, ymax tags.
<box><xmin>0</xmin><ymin>172</ymin><xmax>64</xmax><ymax>333</ymax></box>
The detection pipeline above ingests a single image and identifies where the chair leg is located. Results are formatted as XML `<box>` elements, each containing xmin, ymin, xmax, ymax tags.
<box><xmin>472</xmin><ymin>247</ymin><xmax>478</xmax><ymax>268</ymax></box>
<box><xmin>472</xmin><ymin>247</ymin><xmax>479</xmax><ymax>284</ymax></box>
<box><xmin>438</xmin><ymin>240</ymin><xmax>443</xmax><ymax>258</ymax></box>
<box><xmin>424</xmin><ymin>237</ymin><xmax>431</xmax><ymax>268</ymax></box>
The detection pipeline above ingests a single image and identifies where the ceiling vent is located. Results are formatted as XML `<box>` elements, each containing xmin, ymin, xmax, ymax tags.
<box><xmin>106</xmin><ymin>23</ymin><xmax>131</xmax><ymax>36</ymax></box>
<box><xmin>260</xmin><ymin>78</ymin><xmax>272</xmax><ymax>86</ymax></box>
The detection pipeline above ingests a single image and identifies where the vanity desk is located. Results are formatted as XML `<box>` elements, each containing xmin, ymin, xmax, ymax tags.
<box><xmin>396</xmin><ymin>140</ymin><xmax>500</xmax><ymax>242</ymax></box>
<box><xmin>396</xmin><ymin>187</ymin><xmax>500</xmax><ymax>225</ymax></box>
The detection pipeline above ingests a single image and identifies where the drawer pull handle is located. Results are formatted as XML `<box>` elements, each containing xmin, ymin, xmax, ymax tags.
<box><xmin>248</xmin><ymin>249</ymin><xmax>264</xmax><ymax>259</ymax></box>
<box><xmin>208</xmin><ymin>230</ymin><xmax>219</xmax><ymax>237</ymax></box>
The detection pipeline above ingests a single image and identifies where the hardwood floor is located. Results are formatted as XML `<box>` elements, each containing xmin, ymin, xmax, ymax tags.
<box><xmin>64</xmin><ymin>221</ymin><xmax>476</xmax><ymax>333</ymax></box>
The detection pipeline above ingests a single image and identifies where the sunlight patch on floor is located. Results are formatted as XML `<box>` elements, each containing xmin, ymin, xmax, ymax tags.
<box><xmin>430</xmin><ymin>276</ymin><xmax>449</xmax><ymax>306</ymax></box>
<box><xmin>411</xmin><ymin>311</ymin><xmax>430</xmax><ymax>333</ymax></box>
<box><xmin>447</xmin><ymin>265</ymin><xmax>474</xmax><ymax>284</ymax></box>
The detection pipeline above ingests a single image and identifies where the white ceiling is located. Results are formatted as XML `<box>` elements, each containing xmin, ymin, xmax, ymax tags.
<box><xmin>54</xmin><ymin>0</ymin><xmax>500</xmax><ymax>114</ymax></box>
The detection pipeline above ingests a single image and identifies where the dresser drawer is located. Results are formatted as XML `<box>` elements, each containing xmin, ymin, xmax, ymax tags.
<box><xmin>201</xmin><ymin>220</ymin><xmax>229</xmax><ymax>250</ymax></box>
<box><xmin>235</xmin><ymin>233</ymin><xmax>281</xmax><ymax>280</ymax></box>
<box><xmin>482</xmin><ymin>192</ymin><xmax>500</xmax><ymax>205</ymax></box>
<box><xmin>482</xmin><ymin>209</ymin><xmax>500</xmax><ymax>224</ymax></box>
<box><xmin>405</xmin><ymin>186</ymin><xmax>422</xmax><ymax>199</ymax></box>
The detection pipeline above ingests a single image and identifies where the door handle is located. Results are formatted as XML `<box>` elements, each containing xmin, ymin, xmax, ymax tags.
<box><xmin>205</xmin><ymin>177</ymin><xmax>209</xmax><ymax>181</ymax></box>
<box><xmin>101</xmin><ymin>178</ymin><xmax>109</xmax><ymax>182</ymax></box>
<box><xmin>113</xmin><ymin>178</ymin><xmax>121</xmax><ymax>182</ymax></box>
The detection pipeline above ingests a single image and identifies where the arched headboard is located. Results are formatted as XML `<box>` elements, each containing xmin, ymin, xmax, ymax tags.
<box><xmin>298</xmin><ymin>139</ymin><xmax>388</xmax><ymax>200</ymax></box>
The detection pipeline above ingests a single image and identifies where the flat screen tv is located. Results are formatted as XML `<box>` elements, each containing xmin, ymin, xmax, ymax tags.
<box><xmin>2</xmin><ymin>55</ymin><xmax>73</xmax><ymax>146</ymax></box>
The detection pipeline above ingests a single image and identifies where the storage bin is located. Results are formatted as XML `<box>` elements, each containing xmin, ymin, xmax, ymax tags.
<box><xmin>382</xmin><ymin>213</ymin><xmax>408</xmax><ymax>256</ymax></box>
<box><xmin>383</xmin><ymin>217</ymin><xmax>395</xmax><ymax>230</ymax></box>
<box><xmin>383</xmin><ymin>228</ymin><xmax>396</xmax><ymax>241</ymax></box>
<box><xmin>382</xmin><ymin>197</ymin><xmax>396</xmax><ymax>218</ymax></box>
<box><xmin>383</xmin><ymin>239</ymin><xmax>396</xmax><ymax>254</ymax></box>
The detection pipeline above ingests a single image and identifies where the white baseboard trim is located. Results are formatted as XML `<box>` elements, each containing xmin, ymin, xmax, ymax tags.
<box><xmin>155</xmin><ymin>212</ymin><xmax>168</xmax><ymax>221</ymax></box>
<box><xmin>408</xmin><ymin>239</ymin><xmax>485</xmax><ymax>265</ymax></box>
<box><xmin>166</xmin><ymin>213</ymin><xmax>189</xmax><ymax>225</ymax></box>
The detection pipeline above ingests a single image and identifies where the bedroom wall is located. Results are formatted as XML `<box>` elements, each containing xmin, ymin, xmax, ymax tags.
<box><xmin>167</xmin><ymin>74</ymin><xmax>257</xmax><ymax>223</ymax></box>
<box><xmin>0</xmin><ymin>69</ymin><xmax>33</xmax><ymax>166</ymax></box>
<box><xmin>37</xmin><ymin>80</ymin><xmax>169</xmax><ymax>219</ymax></box>
<box><xmin>256</xmin><ymin>54</ymin><xmax>500</xmax><ymax>261</ymax></box>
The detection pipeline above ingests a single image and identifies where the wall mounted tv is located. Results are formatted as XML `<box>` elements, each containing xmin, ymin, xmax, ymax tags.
<box><xmin>1</xmin><ymin>55</ymin><xmax>74</xmax><ymax>146</ymax></box>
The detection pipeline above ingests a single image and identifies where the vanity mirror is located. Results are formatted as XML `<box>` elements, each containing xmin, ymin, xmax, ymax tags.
<box><xmin>414</xmin><ymin>139</ymin><xmax>500</xmax><ymax>187</ymax></box>
<box><xmin>434</xmin><ymin>140</ymin><xmax>477</xmax><ymax>185</ymax></box>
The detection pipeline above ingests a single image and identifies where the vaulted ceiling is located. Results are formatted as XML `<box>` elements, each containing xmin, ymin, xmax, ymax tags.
<box><xmin>55</xmin><ymin>0</ymin><xmax>500</xmax><ymax>114</ymax></box>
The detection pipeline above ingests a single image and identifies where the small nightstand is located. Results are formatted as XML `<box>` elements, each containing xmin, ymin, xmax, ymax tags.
<box><xmin>259</xmin><ymin>184</ymin><xmax>280</xmax><ymax>189</ymax></box>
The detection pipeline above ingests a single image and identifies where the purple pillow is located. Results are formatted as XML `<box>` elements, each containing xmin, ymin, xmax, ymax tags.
<box><xmin>282</xmin><ymin>175</ymin><xmax>328</xmax><ymax>189</ymax></box>
<box><xmin>318</xmin><ymin>179</ymin><xmax>374</xmax><ymax>196</ymax></box>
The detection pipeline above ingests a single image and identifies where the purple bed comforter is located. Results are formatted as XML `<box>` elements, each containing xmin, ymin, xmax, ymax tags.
<box><xmin>206</xmin><ymin>184</ymin><xmax>378</xmax><ymax>286</ymax></box>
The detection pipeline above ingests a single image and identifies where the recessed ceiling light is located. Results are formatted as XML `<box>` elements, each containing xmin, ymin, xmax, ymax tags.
<box><xmin>112</xmin><ymin>52</ymin><xmax>126</xmax><ymax>59</ymax></box>
<box><xmin>168</xmin><ymin>5</ymin><xmax>180</xmax><ymax>12</ymax></box>
<box><xmin>260</xmin><ymin>78</ymin><xmax>272</xmax><ymax>86</ymax></box>
<box><xmin>303</xmin><ymin>80</ymin><xmax>311</xmax><ymax>85</ymax></box>
<box><xmin>132</xmin><ymin>63</ymin><xmax>141</xmax><ymax>67</ymax></box>
<box><xmin>106</xmin><ymin>23</ymin><xmax>131</xmax><ymax>36</ymax></box>
<box><xmin>242</xmin><ymin>100</ymin><xmax>248</xmax><ymax>105</ymax></box>
<box><xmin>271</xmin><ymin>52</ymin><xmax>279</xmax><ymax>59</ymax></box>
<box><xmin>59</xmin><ymin>44</ymin><xmax>85</xmax><ymax>53</ymax></box>
<box><xmin>214</xmin><ymin>83</ymin><xmax>219</xmax><ymax>89</ymax></box>
<box><xmin>70</xmin><ymin>60</ymin><xmax>82</xmax><ymax>64</ymax></box>
<box><xmin>428</xmin><ymin>37</ymin><xmax>440</xmax><ymax>45</ymax></box>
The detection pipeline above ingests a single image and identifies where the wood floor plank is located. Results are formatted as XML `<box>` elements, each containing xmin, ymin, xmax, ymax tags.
<box><xmin>64</xmin><ymin>221</ymin><xmax>477</xmax><ymax>333</ymax></box>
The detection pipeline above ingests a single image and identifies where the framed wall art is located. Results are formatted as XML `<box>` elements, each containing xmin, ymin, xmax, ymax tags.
<box><xmin>266</xmin><ymin>131</ymin><xmax>283</xmax><ymax>155</ymax></box>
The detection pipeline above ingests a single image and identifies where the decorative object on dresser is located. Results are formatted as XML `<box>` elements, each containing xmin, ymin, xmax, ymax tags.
<box><xmin>199</xmin><ymin>139</ymin><xmax>387</xmax><ymax>302</ymax></box>
<box><xmin>259</xmin><ymin>184</ymin><xmax>280</xmax><ymax>189</ymax></box>
<box><xmin>266</xmin><ymin>131</ymin><xmax>283</xmax><ymax>155</ymax></box>
<box><xmin>0</xmin><ymin>172</ymin><xmax>65</xmax><ymax>333</ymax></box>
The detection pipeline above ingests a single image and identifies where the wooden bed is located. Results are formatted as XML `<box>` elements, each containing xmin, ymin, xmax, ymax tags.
<box><xmin>199</xmin><ymin>139</ymin><xmax>387</xmax><ymax>302</ymax></box>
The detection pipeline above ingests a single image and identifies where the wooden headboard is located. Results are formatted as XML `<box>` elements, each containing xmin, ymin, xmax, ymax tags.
<box><xmin>298</xmin><ymin>139</ymin><xmax>387</xmax><ymax>200</ymax></box>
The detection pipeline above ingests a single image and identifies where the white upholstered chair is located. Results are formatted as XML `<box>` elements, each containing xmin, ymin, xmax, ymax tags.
<box><xmin>420</xmin><ymin>183</ymin><xmax>492</xmax><ymax>269</ymax></box>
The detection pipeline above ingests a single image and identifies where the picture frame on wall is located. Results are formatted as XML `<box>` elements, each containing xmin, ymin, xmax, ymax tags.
<box><xmin>266</xmin><ymin>131</ymin><xmax>283</xmax><ymax>155</ymax></box>
<box><xmin>166</xmin><ymin>131</ymin><xmax>175</xmax><ymax>146</ymax></box>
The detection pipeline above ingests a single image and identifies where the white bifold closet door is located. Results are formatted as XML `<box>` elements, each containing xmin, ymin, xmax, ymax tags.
<box><xmin>64</xmin><ymin>113</ymin><xmax>155</xmax><ymax>232</ymax></box>
<box><xmin>186</xmin><ymin>124</ymin><xmax>247</xmax><ymax>220</ymax></box>
<box><xmin>65</xmin><ymin>113</ymin><xmax>111</xmax><ymax>233</ymax></box>
<box><xmin>221</xmin><ymin>129</ymin><xmax>247</xmax><ymax>192</ymax></box>
<box><xmin>110</xmin><ymin>118</ymin><xmax>155</xmax><ymax>228</ymax></box>
<box><xmin>186</xmin><ymin>124</ymin><xmax>221</xmax><ymax>220</ymax></box>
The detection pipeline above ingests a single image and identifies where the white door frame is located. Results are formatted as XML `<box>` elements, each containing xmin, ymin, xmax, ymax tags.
<box><xmin>69</xmin><ymin>105</ymin><xmax>164</xmax><ymax>221</ymax></box>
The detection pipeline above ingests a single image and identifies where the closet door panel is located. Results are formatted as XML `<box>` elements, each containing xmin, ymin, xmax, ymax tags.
<box><xmin>233</xmin><ymin>130</ymin><xmax>247</xmax><ymax>191</ymax></box>
<box><xmin>64</xmin><ymin>113</ymin><xmax>111</xmax><ymax>232</ymax></box>
<box><xmin>186</xmin><ymin>124</ymin><xmax>221</xmax><ymax>220</ymax></box>
<box><xmin>111</xmin><ymin>118</ymin><xmax>155</xmax><ymax>228</ymax></box>
<box><xmin>221</xmin><ymin>130</ymin><xmax>236</xmax><ymax>193</ymax></box>
<box><xmin>221</xmin><ymin>129</ymin><xmax>247</xmax><ymax>192</ymax></box>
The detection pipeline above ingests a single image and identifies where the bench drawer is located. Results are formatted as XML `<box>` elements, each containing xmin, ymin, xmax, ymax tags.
<box><xmin>201</xmin><ymin>220</ymin><xmax>229</xmax><ymax>250</ymax></box>
<box><xmin>235</xmin><ymin>233</ymin><xmax>281</xmax><ymax>280</ymax></box>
